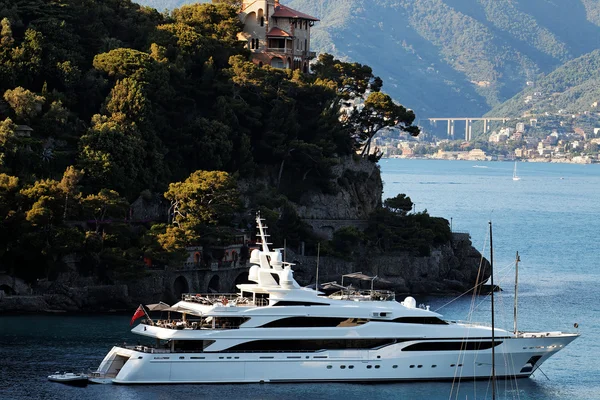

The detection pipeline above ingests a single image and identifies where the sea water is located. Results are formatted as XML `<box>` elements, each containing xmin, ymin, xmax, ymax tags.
<box><xmin>0</xmin><ymin>159</ymin><xmax>598</xmax><ymax>400</ymax></box>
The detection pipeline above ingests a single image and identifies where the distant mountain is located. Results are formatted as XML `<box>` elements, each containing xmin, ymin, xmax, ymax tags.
<box><xmin>135</xmin><ymin>0</ymin><xmax>600</xmax><ymax>124</ymax></box>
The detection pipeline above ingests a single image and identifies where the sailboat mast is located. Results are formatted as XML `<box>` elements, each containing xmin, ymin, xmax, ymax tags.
<box><xmin>315</xmin><ymin>243</ymin><xmax>320</xmax><ymax>292</ymax></box>
<box><xmin>489</xmin><ymin>221</ymin><xmax>496</xmax><ymax>400</ymax></box>
<box><xmin>514</xmin><ymin>251</ymin><xmax>520</xmax><ymax>335</ymax></box>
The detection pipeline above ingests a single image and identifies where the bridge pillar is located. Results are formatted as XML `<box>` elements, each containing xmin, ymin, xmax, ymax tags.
<box><xmin>483</xmin><ymin>119</ymin><xmax>488</xmax><ymax>133</ymax></box>
<box><xmin>447</xmin><ymin>120</ymin><xmax>455</xmax><ymax>138</ymax></box>
<box><xmin>465</xmin><ymin>120</ymin><xmax>472</xmax><ymax>141</ymax></box>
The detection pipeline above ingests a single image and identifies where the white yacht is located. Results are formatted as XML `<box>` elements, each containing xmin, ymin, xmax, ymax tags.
<box><xmin>93</xmin><ymin>215</ymin><xmax>578</xmax><ymax>384</ymax></box>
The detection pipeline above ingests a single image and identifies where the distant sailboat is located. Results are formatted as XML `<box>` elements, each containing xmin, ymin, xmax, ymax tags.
<box><xmin>512</xmin><ymin>161</ymin><xmax>521</xmax><ymax>181</ymax></box>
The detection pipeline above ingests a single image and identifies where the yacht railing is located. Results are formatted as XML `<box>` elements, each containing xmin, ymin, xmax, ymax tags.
<box><xmin>141</xmin><ymin>319</ymin><xmax>246</xmax><ymax>330</ymax></box>
<box><xmin>449</xmin><ymin>320</ymin><xmax>492</xmax><ymax>328</ymax></box>
<box><xmin>181</xmin><ymin>293</ymin><xmax>269</xmax><ymax>307</ymax></box>
<box><xmin>328</xmin><ymin>289</ymin><xmax>395</xmax><ymax>302</ymax></box>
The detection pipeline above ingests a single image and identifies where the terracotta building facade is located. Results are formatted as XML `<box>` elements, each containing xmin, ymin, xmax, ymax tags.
<box><xmin>237</xmin><ymin>0</ymin><xmax>318</xmax><ymax>71</ymax></box>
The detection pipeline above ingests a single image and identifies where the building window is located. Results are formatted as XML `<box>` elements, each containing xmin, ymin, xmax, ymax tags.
<box><xmin>260</xmin><ymin>16</ymin><xmax>264</xmax><ymax>27</ymax></box>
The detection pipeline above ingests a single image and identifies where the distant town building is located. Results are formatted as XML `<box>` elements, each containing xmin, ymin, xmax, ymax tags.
<box><xmin>467</xmin><ymin>149</ymin><xmax>487</xmax><ymax>160</ymax></box>
<box><xmin>516</xmin><ymin>122</ymin><xmax>525</xmax><ymax>133</ymax></box>
<box><xmin>238</xmin><ymin>0</ymin><xmax>318</xmax><ymax>71</ymax></box>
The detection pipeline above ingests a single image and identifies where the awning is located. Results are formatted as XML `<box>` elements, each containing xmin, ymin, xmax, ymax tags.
<box><xmin>145</xmin><ymin>302</ymin><xmax>170</xmax><ymax>311</ymax></box>
<box><xmin>341</xmin><ymin>272</ymin><xmax>392</xmax><ymax>289</ymax></box>
<box><xmin>163</xmin><ymin>304</ymin><xmax>192</xmax><ymax>313</ymax></box>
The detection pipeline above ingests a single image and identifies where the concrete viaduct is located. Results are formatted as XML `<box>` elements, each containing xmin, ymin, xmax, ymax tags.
<box><xmin>428</xmin><ymin>117</ymin><xmax>510</xmax><ymax>141</ymax></box>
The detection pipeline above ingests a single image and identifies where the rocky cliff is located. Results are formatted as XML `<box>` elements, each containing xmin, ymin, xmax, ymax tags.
<box><xmin>295</xmin><ymin>156</ymin><xmax>383</xmax><ymax>220</ymax></box>
<box><xmin>291</xmin><ymin>232</ymin><xmax>489</xmax><ymax>295</ymax></box>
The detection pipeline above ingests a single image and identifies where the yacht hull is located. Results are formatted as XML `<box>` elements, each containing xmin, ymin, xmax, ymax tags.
<box><xmin>98</xmin><ymin>334</ymin><xmax>577</xmax><ymax>384</ymax></box>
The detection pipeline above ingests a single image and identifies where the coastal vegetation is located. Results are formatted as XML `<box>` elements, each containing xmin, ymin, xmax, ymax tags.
<box><xmin>0</xmin><ymin>0</ymin><xmax>435</xmax><ymax>287</ymax></box>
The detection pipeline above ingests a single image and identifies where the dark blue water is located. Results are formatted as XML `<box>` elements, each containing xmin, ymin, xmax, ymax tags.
<box><xmin>1</xmin><ymin>159</ymin><xmax>598</xmax><ymax>399</ymax></box>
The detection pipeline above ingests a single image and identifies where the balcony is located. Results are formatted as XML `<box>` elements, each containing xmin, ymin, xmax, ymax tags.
<box><xmin>267</xmin><ymin>47</ymin><xmax>293</xmax><ymax>55</ymax></box>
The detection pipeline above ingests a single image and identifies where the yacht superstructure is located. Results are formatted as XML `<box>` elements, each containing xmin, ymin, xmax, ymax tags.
<box><xmin>93</xmin><ymin>215</ymin><xmax>578</xmax><ymax>384</ymax></box>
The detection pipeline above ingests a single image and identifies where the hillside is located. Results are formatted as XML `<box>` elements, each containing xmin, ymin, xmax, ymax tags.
<box><xmin>137</xmin><ymin>0</ymin><xmax>600</xmax><ymax>129</ymax></box>
<box><xmin>0</xmin><ymin>0</ymin><xmax>396</xmax><ymax>284</ymax></box>
<box><xmin>289</xmin><ymin>0</ymin><xmax>600</xmax><ymax>119</ymax></box>
<box><xmin>487</xmin><ymin>49</ymin><xmax>600</xmax><ymax>119</ymax></box>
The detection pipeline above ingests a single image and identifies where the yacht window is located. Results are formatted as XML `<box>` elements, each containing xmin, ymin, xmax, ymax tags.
<box><xmin>206</xmin><ymin>317</ymin><xmax>250</xmax><ymax>329</ymax></box>
<box><xmin>271</xmin><ymin>301</ymin><xmax>329</xmax><ymax>306</ymax></box>
<box><xmin>402</xmin><ymin>341</ymin><xmax>503</xmax><ymax>352</ymax></box>
<box><xmin>391</xmin><ymin>317</ymin><xmax>448</xmax><ymax>325</ymax></box>
<box><xmin>172</xmin><ymin>340</ymin><xmax>215</xmax><ymax>352</ymax></box>
<box><xmin>261</xmin><ymin>317</ymin><xmax>347</xmax><ymax>328</ymax></box>
<box><xmin>337</xmin><ymin>318</ymin><xmax>368</xmax><ymax>327</ymax></box>
<box><xmin>220</xmin><ymin>338</ymin><xmax>396</xmax><ymax>352</ymax></box>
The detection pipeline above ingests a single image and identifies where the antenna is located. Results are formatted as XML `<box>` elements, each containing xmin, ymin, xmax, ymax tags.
<box><xmin>514</xmin><ymin>251</ymin><xmax>521</xmax><ymax>335</ymax></box>
<box><xmin>255</xmin><ymin>212</ymin><xmax>271</xmax><ymax>252</ymax></box>
<box><xmin>315</xmin><ymin>243</ymin><xmax>320</xmax><ymax>292</ymax></box>
<box><xmin>489</xmin><ymin>221</ymin><xmax>496</xmax><ymax>400</ymax></box>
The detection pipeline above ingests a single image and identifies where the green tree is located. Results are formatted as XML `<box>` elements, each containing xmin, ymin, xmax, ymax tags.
<box><xmin>19</xmin><ymin>179</ymin><xmax>65</xmax><ymax>226</ymax></box>
<box><xmin>384</xmin><ymin>193</ymin><xmax>413</xmax><ymax>216</ymax></box>
<box><xmin>81</xmin><ymin>189</ymin><xmax>129</xmax><ymax>233</ymax></box>
<box><xmin>58</xmin><ymin>166</ymin><xmax>84</xmax><ymax>220</ymax></box>
<box><xmin>348</xmin><ymin>92</ymin><xmax>420</xmax><ymax>157</ymax></box>
<box><xmin>312</xmin><ymin>53</ymin><xmax>382</xmax><ymax>105</ymax></box>
<box><xmin>172</xmin><ymin>3</ymin><xmax>243</xmax><ymax>42</ymax></box>
<box><xmin>165</xmin><ymin>170</ymin><xmax>239</xmax><ymax>231</ymax></box>
<box><xmin>79</xmin><ymin>114</ymin><xmax>145</xmax><ymax>196</ymax></box>
<box><xmin>104</xmin><ymin>78</ymin><xmax>151</xmax><ymax>123</ymax></box>
<box><xmin>3</xmin><ymin>87</ymin><xmax>45</xmax><ymax>122</ymax></box>
<box><xmin>0</xmin><ymin>118</ymin><xmax>18</xmax><ymax>167</ymax></box>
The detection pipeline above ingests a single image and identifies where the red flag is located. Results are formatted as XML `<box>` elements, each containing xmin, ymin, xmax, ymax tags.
<box><xmin>130</xmin><ymin>305</ymin><xmax>145</xmax><ymax>325</ymax></box>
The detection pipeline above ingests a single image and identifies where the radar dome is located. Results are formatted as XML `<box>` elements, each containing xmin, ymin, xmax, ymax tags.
<box><xmin>280</xmin><ymin>268</ymin><xmax>294</xmax><ymax>289</ymax></box>
<box><xmin>402</xmin><ymin>296</ymin><xmax>417</xmax><ymax>309</ymax></box>
<box><xmin>271</xmin><ymin>251</ymin><xmax>283</xmax><ymax>268</ymax></box>
<box><xmin>249</xmin><ymin>249</ymin><xmax>260</xmax><ymax>264</ymax></box>
<box><xmin>248</xmin><ymin>265</ymin><xmax>259</xmax><ymax>282</ymax></box>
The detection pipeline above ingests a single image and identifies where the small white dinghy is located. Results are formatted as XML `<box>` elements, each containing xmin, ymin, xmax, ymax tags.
<box><xmin>47</xmin><ymin>372</ymin><xmax>88</xmax><ymax>386</ymax></box>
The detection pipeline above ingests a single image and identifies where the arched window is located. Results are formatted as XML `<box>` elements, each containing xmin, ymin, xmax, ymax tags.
<box><xmin>271</xmin><ymin>57</ymin><xmax>284</xmax><ymax>69</ymax></box>
<box><xmin>260</xmin><ymin>16</ymin><xmax>264</xmax><ymax>27</ymax></box>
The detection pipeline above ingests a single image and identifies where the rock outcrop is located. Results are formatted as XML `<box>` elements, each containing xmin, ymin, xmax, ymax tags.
<box><xmin>294</xmin><ymin>157</ymin><xmax>383</xmax><ymax>219</ymax></box>
<box><xmin>290</xmin><ymin>232</ymin><xmax>489</xmax><ymax>295</ymax></box>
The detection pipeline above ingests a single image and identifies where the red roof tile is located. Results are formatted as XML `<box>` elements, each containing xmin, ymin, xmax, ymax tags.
<box><xmin>272</xmin><ymin>4</ymin><xmax>319</xmax><ymax>21</ymax></box>
<box><xmin>266</xmin><ymin>27</ymin><xmax>292</xmax><ymax>37</ymax></box>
